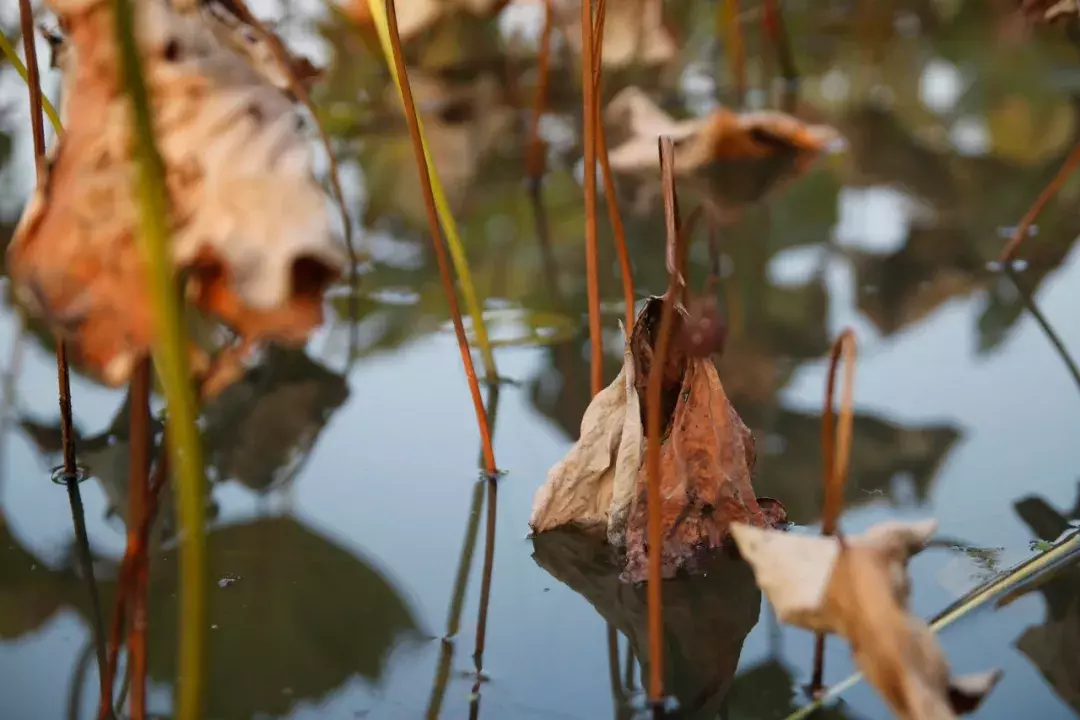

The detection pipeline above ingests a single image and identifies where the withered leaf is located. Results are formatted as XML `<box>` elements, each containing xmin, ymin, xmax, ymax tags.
<box><xmin>530</xmin><ymin>338</ymin><xmax>642</xmax><ymax>546</ymax></box>
<box><xmin>9</xmin><ymin>0</ymin><xmax>346</xmax><ymax>388</ymax></box>
<box><xmin>623</xmin><ymin>299</ymin><xmax>785</xmax><ymax>582</ymax></box>
<box><xmin>605</xmin><ymin>87</ymin><xmax>842</xmax><ymax>175</ymax></box>
<box><xmin>732</xmin><ymin>520</ymin><xmax>1002</xmax><ymax>720</ymax></box>
<box><xmin>532</xmin><ymin>297</ymin><xmax>784</xmax><ymax>581</ymax></box>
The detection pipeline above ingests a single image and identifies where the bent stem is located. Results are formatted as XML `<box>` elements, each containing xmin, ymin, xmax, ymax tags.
<box><xmin>1004</xmin><ymin>267</ymin><xmax>1080</xmax><ymax>393</ymax></box>
<box><xmin>643</xmin><ymin>136</ymin><xmax>682</xmax><ymax>718</ymax></box>
<box><xmin>365</xmin><ymin>0</ymin><xmax>498</xmax><ymax>383</ymax></box>
<box><xmin>379</xmin><ymin>0</ymin><xmax>497</xmax><ymax>474</ymax></box>
<box><xmin>581</xmin><ymin>0</ymin><xmax>604</xmax><ymax>396</ymax></box>
<box><xmin>591</xmin><ymin>0</ymin><xmax>635</xmax><ymax>335</ymax></box>
<box><xmin>112</xmin><ymin>2</ymin><xmax>207</xmax><ymax>718</ymax></box>
<box><xmin>999</xmin><ymin>138</ymin><xmax>1080</xmax><ymax>265</ymax></box>
<box><xmin>810</xmin><ymin>329</ymin><xmax>857</xmax><ymax>695</ymax></box>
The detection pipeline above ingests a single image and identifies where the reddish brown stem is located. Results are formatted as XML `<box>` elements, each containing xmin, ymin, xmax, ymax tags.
<box><xmin>17</xmin><ymin>4</ymin><xmax>108</xmax><ymax>715</ymax></box>
<box><xmin>591</xmin><ymin>0</ymin><xmax>635</xmax><ymax>334</ymax></box>
<box><xmin>127</xmin><ymin>359</ymin><xmax>152</xmax><ymax>720</ymax></box>
<box><xmin>524</xmin><ymin>0</ymin><xmax>553</xmax><ymax>183</ymax></box>
<box><xmin>724</xmin><ymin>0</ymin><xmax>746</xmax><ymax>105</ymax></box>
<box><xmin>581</xmin><ymin>0</ymin><xmax>603</xmax><ymax>396</ymax></box>
<box><xmin>643</xmin><ymin>137</ymin><xmax>681</xmax><ymax>715</ymax></box>
<box><xmin>762</xmin><ymin>0</ymin><xmax>797</xmax><ymax>98</ymax></box>
<box><xmin>384</xmin><ymin>0</ymin><xmax>497</xmax><ymax>474</ymax></box>
<box><xmin>810</xmin><ymin>328</ymin><xmax>858</xmax><ymax>695</ymax></box>
<box><xmin>999</xmin><ymin>138</ymin><xmax>1080</xmax><ymax>264</ymax></box>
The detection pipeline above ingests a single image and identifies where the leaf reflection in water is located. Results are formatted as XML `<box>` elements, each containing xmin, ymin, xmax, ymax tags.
<box><xmin>532</xmin><ymin>528</ymin><xmax>761</xmax><ymax>719</ymax></box>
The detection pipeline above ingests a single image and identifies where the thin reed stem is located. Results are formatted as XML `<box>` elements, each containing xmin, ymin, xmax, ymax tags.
<box><xmin>581</xmin><ymin>0</ymin><xmax>603</xmax><ymax>396</ymax></box>
<box><xmin>16</xmin><ymin>5</ymin><xmax>109</xmax><ymax>715</ymax></box>
<box><xmin>0</xmin><ymin>28</ymin><xmax>63</xmax><ymax>134</ymax></box>
<box><xmin>378</xmin><ymin>0</ymin><xmax>497</xmax><ymax>474</ymax></box>
<box><xmin>468</xmin><ymin>476</ymin><xmax>499</xmax><ymax>719</ymax></box>
<box><xmin>810</xmin><ymin>329</ymin><xmax>857</xmax><ymax>695</ymax></box>
<box><xmin>762</xmin><ymin>0</ymin><xmax>797</xmax><ymax>103</ymax></box>
<box><xmin>999</xmin><ymin>138</ymin><xmax>1080</xmax><ymax>264</ymax></box>
<box><xmin>112</xmin><ymin>1</ymin><xmax>208</xmax><ymax>717</ymax></box>
<box><xmin>591</xmin><ymin>0</ymin><xmax>635</xmax><ymax>334</ymax></box>
<box><xmin>525</xmin><ymin>0</ymin><xmax>553</xmax><ymax>185</ymax></box>
<box><xmin>722</xmin><ymin>0</ymin><xmax>746</xmax><ymax>104</ymax></box>
<box><xmin>126</xmin><ymin>360</ymin><xmax>152</xmax><ymax>720</ymax></box>
<box><xmin>365</xmin><ymin>0</ymin><xmax>499</xmax><ymax>382</ymax></box>
<box><xmin>643</xmin><ymin>137</ymin><xmax>682</xmax><ymax>718</ymax></box>
<box><xmin>1004</xmin><ymin>267</ymin><xmax>1080</xmax><ymax>393</ymax></box>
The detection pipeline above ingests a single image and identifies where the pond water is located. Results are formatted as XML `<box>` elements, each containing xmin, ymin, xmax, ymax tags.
<box><xmin>2</xmin><ymin>1</ymin><xmax>1080</xmax><ymax>719</ymax></box>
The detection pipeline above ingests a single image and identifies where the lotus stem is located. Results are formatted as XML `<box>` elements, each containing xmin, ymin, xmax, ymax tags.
<box><xmin>364</xmin><ymin>0</ymin><xmax>499</xmax><ymax>383</ymax></box>
<box><xmin>112</xmin><ymin>2</ymin><xmax>207</xmax><ymax>717</ymax></box>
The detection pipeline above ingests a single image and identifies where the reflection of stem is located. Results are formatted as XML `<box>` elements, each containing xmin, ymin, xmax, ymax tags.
<box><xmin>127</xmin><ymin>361</ymin><xmax>152</xmax><ymax>720</ymax></box>
<box><xmin>468</xmin><ymin>478</ymin><xmax>499</xmax><ymax>719</ymax></box>
<box><xmin>424</xmin><ymin>638</ymin><xmax>455</xmax><ymax>720</ymax></box>
<box><xmin>999</xmin><ymin>138</ymin><xmax>1080</xmax><ymax>264</ymax></box>
<box><xmin>643</xmin><ymin>138</ymin><xmax>681</xmax><ymax>718</ymax></box>
<box><xmin>525</xmin><ymin>0</ymin><xmax>553</xmax><ymax>184</ymax></box>
<box><xmin>447</xmin><ymin>481</ymin><xmax>486</xmax><ymax>639</ymax></box>
<box><xmin>67</xmin><ymin>639</ymin><xmax>95</xmax><ymax>720</ymax></box>
<box><xmin>623</xmin><ymin>640</ymin><xmax>635</xmax><ymax>691</ymax></box>
<box><xmin>1005</xmin><ymin>267</ymin><xmax>1080</xmax><ymax>393</ymax></box>
<box><xmin>582</xmin><ymin>0</ymin><xmax>604</xmax><ymax>397</ymax></box>
<box><xmin>17</xmin><ymin>4</ymin><xmax>110</xmax><ymax>714</ymax></box>
<box><xmin>607</xmin><ymin>625</ymin><xmax>623</xmax><ymax>717</ymax></box>
<box><xmin>811</xmin><ymin>329</ymin><xmax>857</xmax><ymax>695</ymax></box>
<box><xmin>424</xmin><ymin>481</ymin><xmax>485</xmax><ymax>720</ymax></box>
<box><xmin>379</xmin><ymin>0</ymin><xmax>498</xmax><ymax>475</ymax></box>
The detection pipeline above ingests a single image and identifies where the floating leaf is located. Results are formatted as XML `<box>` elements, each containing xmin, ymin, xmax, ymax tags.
<box><xmin>8</xmin><ymin>0</ymin><xmax>346</xmax><ymax>389</ymax></box>
<box><xmin>605</xmin><ymin>87</ymin><xmax>841</xmax><ymax>174</ymax></box>
<box><xmin>732</xmin><ymin>520</ymin><xmax>1002</xmax><ymax>720</ymax></box>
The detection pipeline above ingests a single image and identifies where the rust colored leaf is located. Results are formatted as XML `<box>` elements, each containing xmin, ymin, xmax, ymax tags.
<box><xmin>623</xmin><ymin>300</ymin><xmax>783</xmax><ymax>581</ymax></box>
<box><xmin>8</xmin><ymin>0</ymin><xmax>345</xmax><ymax>389</ymax></box>
<box><xmin>532</xmin><ymin>297</ymin><xmax>784</xmax><ymax>579</ymax></box>
<box><xmin>732</xmin><ymin>520</ymin><xmax>1003</xmax><ymax>720</ymax></box>
<box><xmin>605</xmin><ymin>87</ymin><xmax>842</xmax><ymax>174</ymax></box>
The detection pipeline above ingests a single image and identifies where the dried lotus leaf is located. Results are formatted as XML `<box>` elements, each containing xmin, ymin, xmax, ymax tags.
<box><xmin>8</xmin><ymin>0</ymin><xmax>345</xmax><ymax>387</ymax></box>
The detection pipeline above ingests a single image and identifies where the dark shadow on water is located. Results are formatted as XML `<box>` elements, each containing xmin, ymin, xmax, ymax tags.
<box><xmin>531</xmin><ymin>529</ymin><xmax>761</xmax><ymax>720</ymax></box>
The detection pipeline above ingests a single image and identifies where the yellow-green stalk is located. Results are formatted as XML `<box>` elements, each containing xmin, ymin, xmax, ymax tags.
<box><xmin>111</xmin><ymin>2</ymin><xmax>206</xmax><ymax>718</ymax></box>
<box><xmin>0</xmin><ymin>30</ymin><xmax>62</xmax><ymax>133</ymax></box>
<box><xmin>362</xmin><ymin>0</ymin><xmax>498</xmax><ymax>382</ymax></box>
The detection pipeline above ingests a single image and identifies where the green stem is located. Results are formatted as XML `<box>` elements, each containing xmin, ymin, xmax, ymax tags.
<box><xmin>0</xmin><ymin>29</ymin><xmax>63</xmax><ymax>134</ymax></box>
<box><xmin>111</xmin><ymin>3</ymin><xmax>206</xmax><ymax>719</ymax></box>
<box><xmin>362</xmin><ymin>0</ymin><xmax>498</xmax><ymax>382</ymax></box>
